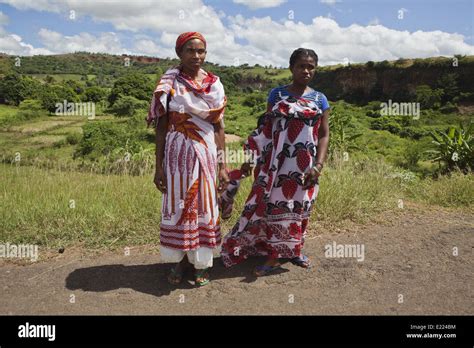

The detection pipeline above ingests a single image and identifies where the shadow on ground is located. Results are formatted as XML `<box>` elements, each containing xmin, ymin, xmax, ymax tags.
<box><xmin>65</xmin><ymin>257</ymin><xmax>291</xmax><ymax>297</ymax></box>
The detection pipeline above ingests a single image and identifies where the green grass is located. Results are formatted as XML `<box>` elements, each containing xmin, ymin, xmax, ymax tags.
<box><xmin>0</xmin><ymin>96</ymin><xmax>472</xmax><ymax>251</ymax></box>
<box><xmin>3</xmin><ymin>154</ymin><xmax>471</xmax><ymax>251</ymax></box>
<box><xmin>406</xmin><ymin>171</ymin><xmax>474</xmax><ymax>207</ymax></box>
<box><xmin>0</xmin><ymin>163</ymin><xmax>162</xmax><ymax>249</ymax></box>
<box><xmin>0</xmin><ymin>104</ymin><xmax>19</xmax><ymax>120</ymax></box>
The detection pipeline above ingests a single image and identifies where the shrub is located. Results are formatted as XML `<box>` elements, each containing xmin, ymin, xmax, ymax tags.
<box><xmin>439</xmin><ymin>102</ymin><xmax>458</xmax><ymax>113</ymax></box>
<box><xmin>83</xmin><ymin>86</ymin><xmax>108</xmax><ymax>103</ymax></box>
<box><xmin>75</xmin><ymin>121</ymin><xmax>142</xmax><ymax>160</ymax></box>
<box><xmin>19</xmin><ymin>99</ymin><xmax>43</xmax><ymax>111</ymax></box>
<box><xmin>416</xmin><ymin>85</ymin><xmax>443</xmax><ymax>109</ymax></box>
<box><xmin>110</xmin><ymin>95</ymin><xmax>149</xmax><ymax>117</ymax></box>
<box><xmin>66</xmin><ymin>133</ymin><xmax>82</xmax><ymax>145</ymax></box>
<box><xmin>426</xmin><ymin>123</ymin><xmax>473</xmax><ymax>173</ymax></box>
<box><xmin>108</xmin><ymin>73</ymin><xmax>154</xmax><ymax>105</ymax></box>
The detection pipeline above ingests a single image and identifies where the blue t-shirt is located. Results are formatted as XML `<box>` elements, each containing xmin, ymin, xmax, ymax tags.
<box><xmin>267</xmin><ymin>85</ymin><xmax>330</xmax><ymax>112</ymax></box>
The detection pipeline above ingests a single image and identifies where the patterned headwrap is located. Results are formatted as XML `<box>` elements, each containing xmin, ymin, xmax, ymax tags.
<box><xmin>175</xmin><ymin>32</ymin><xmax>207</xmax><ymax>53</ymax></box>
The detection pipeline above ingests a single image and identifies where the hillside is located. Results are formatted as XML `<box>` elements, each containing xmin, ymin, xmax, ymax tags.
<box><xmin>2</xmin><ymin>53</ymin><xmax>473</xmax><ymax>104</ymax></box>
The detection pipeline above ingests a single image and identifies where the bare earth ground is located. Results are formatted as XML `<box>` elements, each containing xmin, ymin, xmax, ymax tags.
<box><xmin>1</xmin><ymin>203</ymin><xmax>472</xmax><ymax>315</ymax></box>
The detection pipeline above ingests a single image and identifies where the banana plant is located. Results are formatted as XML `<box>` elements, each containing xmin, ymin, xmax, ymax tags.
<box><xmin>328</xmin><ymin>108</ymin><xmax>362</xmax><ymax>155</ymax></box>
<box><xmin>426</xmin><ymin>122</ymin><xmax>473</xmax><ymax>173</ymax></box>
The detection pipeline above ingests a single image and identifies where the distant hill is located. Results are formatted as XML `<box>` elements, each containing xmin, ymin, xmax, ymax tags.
<box><xmin>1</xmin><ymin>52</ymin><xmax>473</xmax><ymax>104</ymax></box>
<box><xmin>313</xmin><ymin>56</ymin><xmax>474</xmax><ymax>104</ymax></box>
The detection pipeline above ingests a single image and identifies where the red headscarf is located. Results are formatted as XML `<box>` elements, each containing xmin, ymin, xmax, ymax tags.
<box><xmin>175</xmin><ymin>32</ymin><xmax>206</xmax><ymax>54</ymax></box>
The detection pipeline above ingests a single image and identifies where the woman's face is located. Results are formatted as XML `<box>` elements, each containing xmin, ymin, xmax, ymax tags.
<box><xmin>290</xmin><ymin>55</ymin><xmax>317</xmax><ymax>86</ymax></box>
<box><xmin>178</xmin><ymin>38</ymin><xmax>207</xmax><ymax>72</ymax></box>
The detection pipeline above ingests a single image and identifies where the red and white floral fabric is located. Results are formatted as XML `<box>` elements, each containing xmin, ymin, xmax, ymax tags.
<box><xmin>221</xmin><ymin>95</ymin><xmax>324</xmax><ymax>267</ymax></box>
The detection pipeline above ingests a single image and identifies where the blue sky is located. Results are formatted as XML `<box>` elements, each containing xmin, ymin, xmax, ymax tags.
<box><xmin>0</xmin><ymin>0</ymin><xmax>473</xmax><ymax>66</ymax></box>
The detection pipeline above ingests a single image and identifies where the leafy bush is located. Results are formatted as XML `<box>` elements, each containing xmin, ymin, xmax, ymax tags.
<box><xmin>75</xmin><ymin>121</ymin><xmax>143</xmax><ymax>160</ymax></box>
<box><xmin>243</xmin><ymin>93</ymin><xmax>266</xmax><ymax>107</ymax></box>
<box><xmin>108</xmin><ymin>72</ymin><xmax>154</xmax><ymax>105</ymax></box>
<box><xmin>39</xmin><ymin>85</ymin><xmax>79</xmax><ymax>113</ymax></box>
<box><xmin>328</xmin><ymin>108</ymin><xmax>362</xmax><ymax>154</ymax></box>
<box><xmin>366</xmin><ymin>110</ymin><xmax>381</xmax><ymax>118</ymax></box>
<box><xmin>0</xmin><ymin>74</ymin><xmax>42</xmax><ymax>105</ymax></box>
<box><xmin>439</xmin><ymin>102</ymin><xmax>458</xmax><ymax>113</ymax></box>
<box><xmin>426</xmin><ymin>123</ymin><xmax>473</xmax><ymax>173</ymax></box>
<box><xmin>437</xmin><ymin>73</ymin><xmax>459</xmax><ymax>103</ymax></box>
<box><xmin>110</xmin><ymin>95</ymin><xmax>149</xmax><ymax>117</ymax></box>
<box><xmin>83</xmin><ymin>86</ymin><xmax>108</xmax><ymax>103</ymax></box>
<box><xmin>66</xmin><ymin>133</ymin><xmax>82</xmax><ymax>145</ymax></box>
<box><xmin>416</xmin><ymin>85</ymin><xmax>443</xmax><ymax>109</ymax></box>
<box><xmin>19</xmin><ymin>99</ymin><xmax>43</xmax><ymax>111</ymax></box>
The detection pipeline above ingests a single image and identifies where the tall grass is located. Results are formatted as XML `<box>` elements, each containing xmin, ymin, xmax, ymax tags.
<box><xmin>405</xmin><ymin>170</ymin><xmax>474</xmax><ymax>207</ymax></box>
<box><xmin>1</xmin><ymin>156</ymin><xmax>471</xmax><ymax>251</ymax></box>
<box><xmin>1</xmin><ymin>163</ymin><xmax>162</xmax><ymax>249</ymax></box>
<box><xmin>316</xmin><ymin>155</ymin><xmax>403</xmax><ymax>222</ymax></box>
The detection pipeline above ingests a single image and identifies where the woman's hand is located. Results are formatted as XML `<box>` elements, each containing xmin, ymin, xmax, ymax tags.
<box><xmin>154</xmin><ymin>166</ymin><xmax>167</xmax><ymax>193</ymax></box>
<box><xmin>217</xmin><ymin>168</ymin><xmax>230</xmax><ymax>193</ymax></box>
<box><xmin>302</xmin><ymin>164</ymin><xmax>322</xmax><ymax>190</ymax></box>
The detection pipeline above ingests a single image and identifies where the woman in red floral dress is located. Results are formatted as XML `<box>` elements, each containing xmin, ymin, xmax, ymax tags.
<box><xmin>220</xmin><ymin>48</ymin><xmax>330</xmax><ymax>276</ymax></box>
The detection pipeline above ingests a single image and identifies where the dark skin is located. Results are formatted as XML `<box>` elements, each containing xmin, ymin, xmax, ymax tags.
<box><xmin>154</xmin><ymin>38</ymin><xmax>229</xmax><ymax>285</ymax></box>
<box><xmin>253</xmin><ymin>55</ymin><xmax>330</xmax><ymax>274</ymax></box>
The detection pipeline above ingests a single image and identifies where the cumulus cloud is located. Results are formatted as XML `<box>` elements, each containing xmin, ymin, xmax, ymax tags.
<box><xmin>228</xmin><ymin>15</ymin><xmax>474</xmax><ymax>66</ymax></box>
<box><xmin>0</xmin><ymin>0</ymin><xmax>473</xmax><ymax>67</ymax></box>
<box><xmin>37</xmin><ymin>28</ymin><xmax>128</xmax><ymax>54</ymax></box>
<box><xmin>0</xmin><ymin>11</ymin><xmax>53</xmax><ymax>55</ymax></box>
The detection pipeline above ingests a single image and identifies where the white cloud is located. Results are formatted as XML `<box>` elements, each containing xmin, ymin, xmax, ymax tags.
<box><xmin>0</xmin><ymin>1</ymin><xmax>473</xmax><ymax>67</ymax></box>
<box><xmin>132</xmin><ymin>37</ymin><xmax>175</xmax><ymax>58</ymax></box>
<box><xmin>228</xmin><ymin>15</ymin><xmax>474</xmax><ymax>66</ymax></box>
<box><xmin>233</xmin><ymin>0</ymin><xmax>286</xmax><ymax>10</ymax></box>
<box><xmin>0</xmin><ymin>11</ymin><xmax>53</xmax><ymax>55</ymax></box>
<box><xmin>37</xmin><ymin>28</ymin><xmax>128</xmax><ymax>54</ymax></box>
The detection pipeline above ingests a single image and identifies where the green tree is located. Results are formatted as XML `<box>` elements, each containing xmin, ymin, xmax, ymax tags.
<box><xmin>110</xmin><ymin>95</ymin><xmax>148</xmax><ymax>117</ymax></box>
<box><xmin>83</xmin><ymin>86</ymin><xmax>108</xmax><ymax>103</ymax></box>
<box><xmin>63</xmin><ymin>79</ymin><xmax>84</xmax><ymax>95</ymax></box>
<box><xmin>39</xmin><ymin>85</ymin><xmax>79</xmax><ymax>113</ymax></box>
<box><xmin>416</xmin><ymin>85</ymin><xmax>443</xmax><ymax>109</ymax></box>
<box><xmin>437</xmin><ymin>73</ymin><xmax>459</xmax><ymax>103</ymax></box>
<box><xmin>0</xmin><ymin>74</ymin><xmax>42</xmax><ymax>105</ymax></box>
<box><xmin>108</xmin><ymin>72</ymin><xmax>154</xmax><ymax>105</ymax></box>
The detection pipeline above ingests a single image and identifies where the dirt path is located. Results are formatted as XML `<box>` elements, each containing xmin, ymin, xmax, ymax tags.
<box><xmin>1</xmin><ymin>205</ymin><xmax>472</xmax><ymax>315</ymax></box>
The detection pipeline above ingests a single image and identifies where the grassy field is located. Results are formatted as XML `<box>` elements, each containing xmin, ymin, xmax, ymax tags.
<box><xmin>1</xmin><ymin>155</ymin><xmax>472</xmax><ymax>250</ymax></box>
<box><xmin>0</xmin><ymin>96</ymin><xmax>472</xmax><ymax>251</ymax></box>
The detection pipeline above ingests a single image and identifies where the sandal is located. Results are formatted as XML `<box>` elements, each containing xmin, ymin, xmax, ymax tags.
<box><xmin>167</xmin><ymin>258</ymin><xmax>191</xmax><ymax>285</ymax></box>
<box><xmin>194</xmin><ymin>268</ymin><xmax>210</xmax><ymax>287</ymax></box>
<box><xmin>253</xmin><ymin>264</ymin><xmax>283</xmax><ymax>277</ymax></box>
<box><xmin>290</xmin><ymin>254</ymin><xmax>311</xmax><ymax>269</ymax></box>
